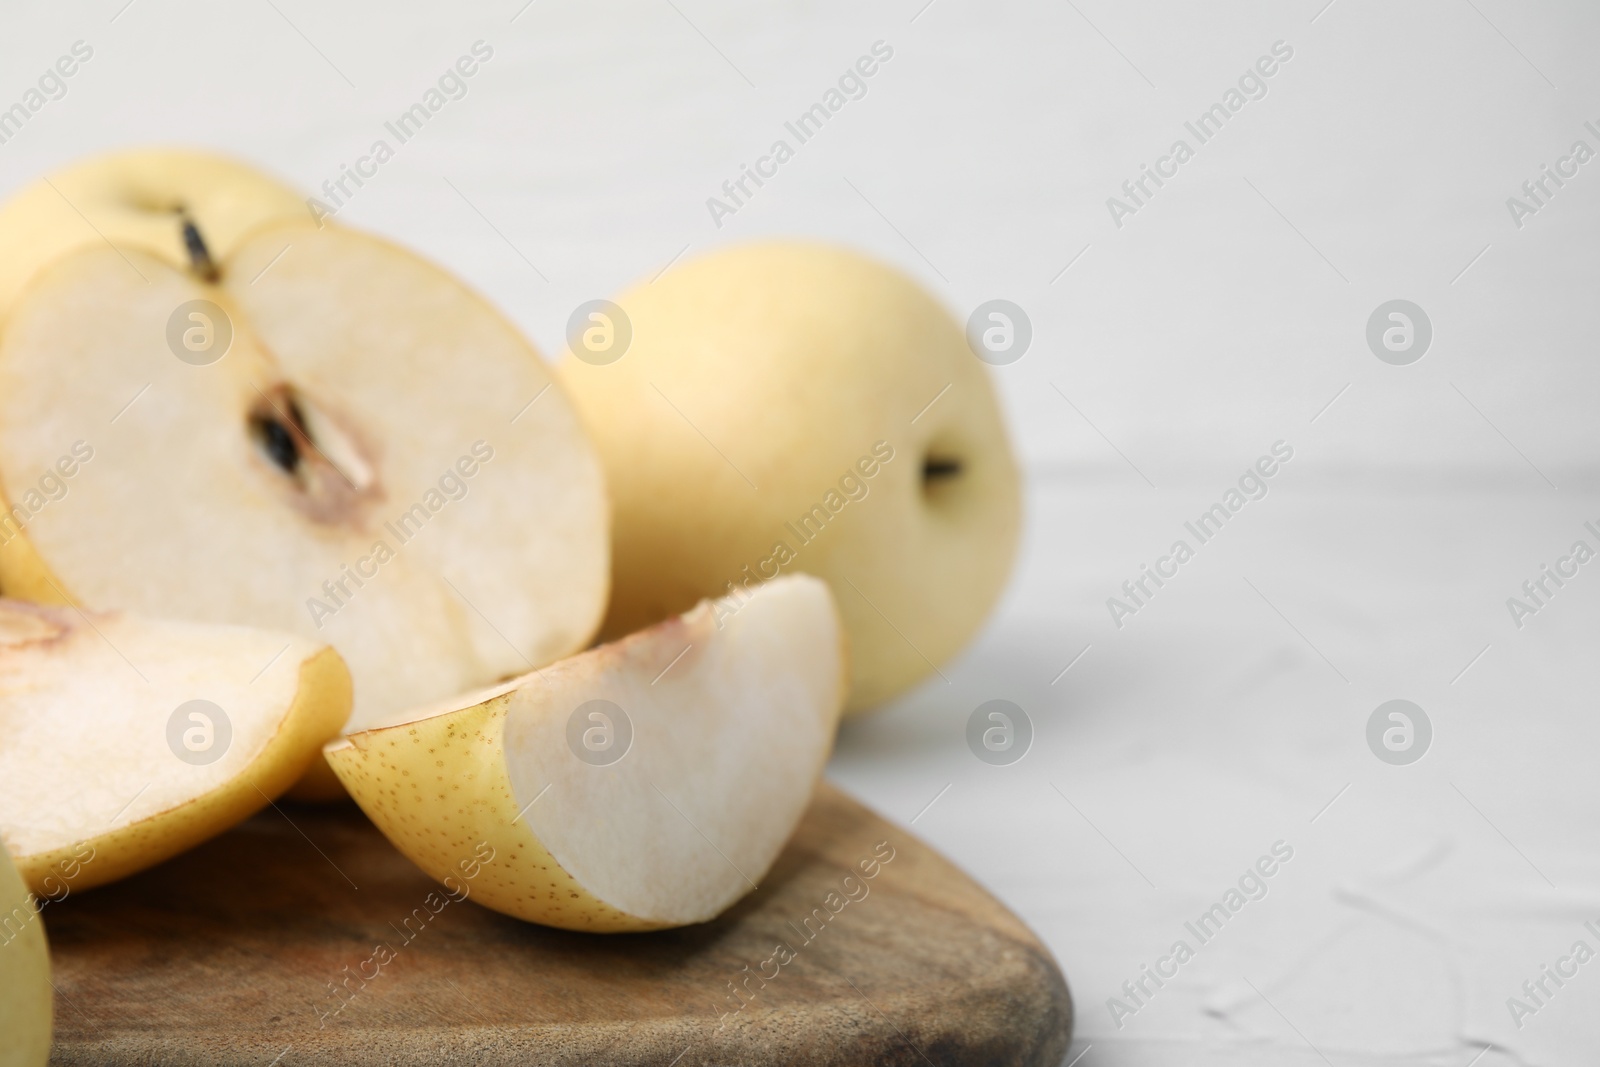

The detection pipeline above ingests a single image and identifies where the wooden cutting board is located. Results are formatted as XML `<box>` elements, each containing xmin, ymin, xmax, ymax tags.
<box><xmin>45</xmin><ymin>782</ymin><xmax>1072</xmax><ymax>1065</ymax></box>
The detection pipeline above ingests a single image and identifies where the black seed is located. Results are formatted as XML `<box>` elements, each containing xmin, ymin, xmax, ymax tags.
<box><xmin>256</xmin><ymin>417</ymin><xmax>300</xmax><ymax>475</ymax></box>
<box><xmin>923</xmin><ymin>457</ymin><xmax>962</xmax><ymax>482</ymax></box>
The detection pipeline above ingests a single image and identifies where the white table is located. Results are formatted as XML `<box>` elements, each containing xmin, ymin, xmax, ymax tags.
<box><xmin>832</xmin><ymin>472</ymin><xmax>1600</xmax><ymax>1065</ymax></box>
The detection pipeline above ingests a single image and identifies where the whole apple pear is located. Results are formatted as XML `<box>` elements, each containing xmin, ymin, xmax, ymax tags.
<box><xmin>0</xmin><ymin>839</ymin><xmax>50</xmax><ymax>1067</ymax></box>
<box><xmin>557</xmin><ymin>243</ymin><xmax>1021</xmax><ymax>714</ymax></box>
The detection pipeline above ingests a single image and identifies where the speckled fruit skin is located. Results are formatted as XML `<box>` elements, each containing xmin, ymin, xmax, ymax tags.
<box><xmin>326</xmin><ymin>697</ymin><xmax>656</xmax><ymax>933</ymax></box>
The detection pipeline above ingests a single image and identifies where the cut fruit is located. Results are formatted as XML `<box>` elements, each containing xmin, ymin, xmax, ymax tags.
<box><xmin>0</xmin><ymin>148</ymin><xmax>309</xmax><ymax>318</ymax></box>
<box><xmin>0</xmin><ymin>839</ymin><xmax>50</xmax><ymax>1067</ymax></box>
<box><xmin>0</xmin><ymin>600</ymin><xmax>351</xmax><ymax>893</ymax></box>
<box><xmin>0</xmin><ymin>151</ymin><xmax>609</xmax><ymax>782</ymax></box>
<box><xmin>326</xmin><ymin>574</ymin><xmax>846</xmax><ymax>932</ymax></box>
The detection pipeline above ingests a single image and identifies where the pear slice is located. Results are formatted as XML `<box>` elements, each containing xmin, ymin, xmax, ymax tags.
<box><xmin>0</xmin><ymin>840</ymin><xmax>50</xmax><ymax>1067</ymax></box>
<box><xmin>0</xmin><ymin>151</ymin><xmax>609</xmax><ymax>784</ymax></box>
<box><xmin>326</xmin><ymin>574</ymin><xmax>846</xmax><ymax>932</ymax></box>
<box><xmin>0</xmin><ymin>600</ymin><xmax>350</xmax><ymax>893</ymax></box>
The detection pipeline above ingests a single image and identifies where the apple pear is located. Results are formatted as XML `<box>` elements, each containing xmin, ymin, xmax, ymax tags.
<box><xmin>0</xmin><ymin>839</ymin><xmax>50</xmax><ymax>1067</ymax></box>
<box><xmin>0</xmin><ymin>599</ymin><xmax>350</xmax><ymax>893</ymax></box>
<box><xmin>0</xmin><ymin>151</ymin><xmax>609</xmax><ymax>794</ymax></box>
<box><xmin>557</xmin><ymin>242</ymin><xmax>1020</xmax><ymax>713</ymax></box>
<box><xmin>326</xmin><ymin>574</ymin><xmax>845</xmax><ymax>932</ymax></box>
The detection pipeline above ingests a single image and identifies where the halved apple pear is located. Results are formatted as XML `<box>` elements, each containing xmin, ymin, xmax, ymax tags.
<box><xmin>326</xmin><ymin>574</ymin><xmax>846</xmax><ymax>932</ymax></box>
<box><xmin>0</xmin><ymin>148</ymin><xmax>310</xmax><ymax>317</ymax></box>
<box><xmin>0</xmin><ymin>151</ymin><xmax>609</xmax><ymax>782</ymax></box>
<box><xmin>0</xmin><ymin>839</ymin><xmax>50</xmax><ymax>1067</ymax></box>
<box><xmin>0</xmin><ymin>600</ymin><xmax>350</xmax><ymax>893</ymax></box>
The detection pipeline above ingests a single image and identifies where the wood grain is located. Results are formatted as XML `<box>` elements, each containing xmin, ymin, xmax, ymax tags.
<box><xmin>46</xmin><ymin>782</ymin><xmax>1072</xmax><ymax>1065</ymax></box>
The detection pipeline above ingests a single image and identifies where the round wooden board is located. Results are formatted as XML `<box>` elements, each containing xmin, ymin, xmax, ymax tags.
<box><xmin>44</xmin><ymin>781</ymin><xmax>1072</xmax><ymax>1065</ymax></box>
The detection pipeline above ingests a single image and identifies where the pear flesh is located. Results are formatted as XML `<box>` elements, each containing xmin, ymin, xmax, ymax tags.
<box><xmin>326</xmin><ymin>574</ymin><xmax>846</xmax><ymax>932</ymax></box>
<box><xmin>0</xmin><ymin>151</ymin><xmax>609</xmax><ymax>753</ymax></box>
<box><xmin>0</xmin><ymin>600</ymin><xmax>350</xmax><ymax>893</ymax></box>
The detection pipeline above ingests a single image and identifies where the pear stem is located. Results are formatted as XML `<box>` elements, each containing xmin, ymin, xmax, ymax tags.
<box><xmin>181</xmin><ymin>217</ymin><xmax>219</xmax><ymax>282</ymax></box>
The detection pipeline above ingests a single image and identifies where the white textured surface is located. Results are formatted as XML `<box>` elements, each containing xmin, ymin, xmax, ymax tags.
<box><xmin>834</xmin><ymin>477</ymin><xmax>1600</xmax><ymax>1066</ymax></box>
<box><xmin>3</xmin><ymin>1</ymin><xmax>1598</xmax><ymax>1063</ymax></box>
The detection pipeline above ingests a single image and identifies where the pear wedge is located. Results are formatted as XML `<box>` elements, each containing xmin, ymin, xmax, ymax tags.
<box><xmin>0</xmin><ymin>600</ymin><xmax>350</xmax><ymax>893</ymax></box>
<box><xmin>326</xmin><ymin>574</ymin><xmax>846</xmax><ymax>932</ymax></box>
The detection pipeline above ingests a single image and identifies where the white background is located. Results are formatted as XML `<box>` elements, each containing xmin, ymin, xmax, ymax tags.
<box><xmin>5</xmin><ymin>1</ymin><xmax>1599</xmax><ymax>1064</ymax></box>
